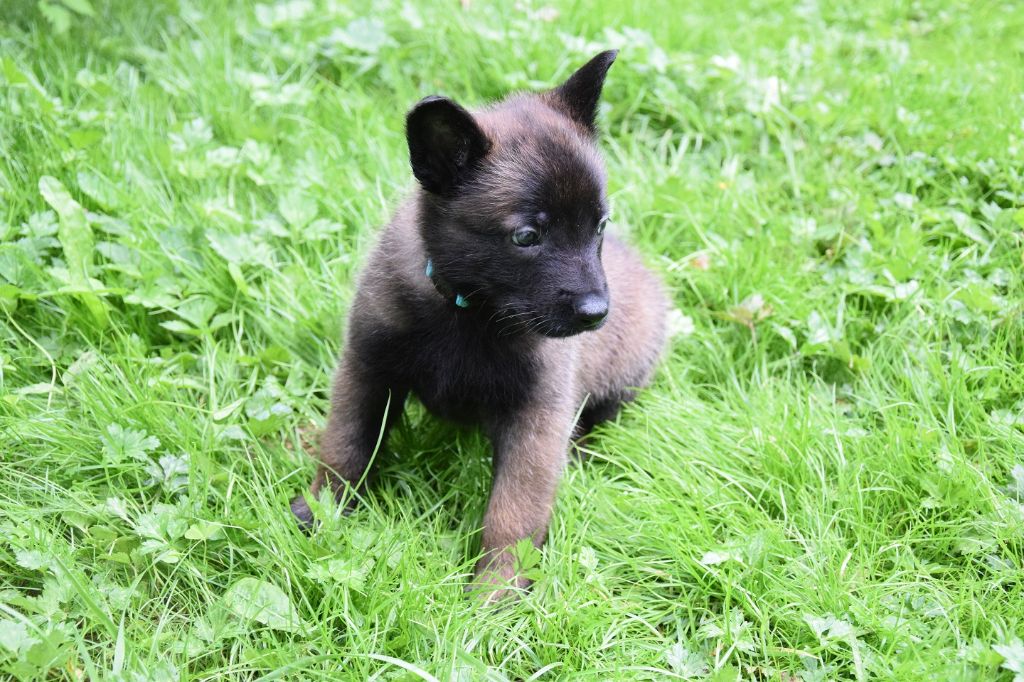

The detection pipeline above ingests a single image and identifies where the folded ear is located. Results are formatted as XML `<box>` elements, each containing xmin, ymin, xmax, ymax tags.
<box><xmin>406</xmin><ymin>96</ymin><xmax>491</xmax><ymax>196</ymax></box>
<box><xmin>550</xmin><ymin>49</ymin><xmax>618</xmax><ymax>134</ymax></box>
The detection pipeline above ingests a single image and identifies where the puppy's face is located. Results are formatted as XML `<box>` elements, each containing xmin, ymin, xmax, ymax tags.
<box><xmin>407</xmin><ymin>51</ymin><xmax>618</xmax><ymax>338</ymax></box>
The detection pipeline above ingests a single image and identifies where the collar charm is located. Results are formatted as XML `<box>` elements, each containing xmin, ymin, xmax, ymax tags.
<box><xmin>425</xmin><ymin>259</ymin><xmax>470</xmax><ymax>308</ymax></box>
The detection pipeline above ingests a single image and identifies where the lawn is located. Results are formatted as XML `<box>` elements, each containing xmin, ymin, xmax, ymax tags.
<box><xmin>2</xmin><ymin>0</ymin><xmax>1023</xmax><ymax>679</ymax></box>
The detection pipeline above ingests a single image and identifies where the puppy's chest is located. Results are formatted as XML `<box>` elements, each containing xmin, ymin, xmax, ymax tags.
<box><xmin>386</xmin><ymin>322</ymin><xmax>538</xmax><ymax>422</ymax></box>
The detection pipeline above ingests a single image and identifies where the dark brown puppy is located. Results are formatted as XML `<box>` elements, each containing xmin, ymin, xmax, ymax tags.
<box><xmin>292</xmin><ymin>50</ymin><xmax>668</xmax><ymax>601</ymax></box>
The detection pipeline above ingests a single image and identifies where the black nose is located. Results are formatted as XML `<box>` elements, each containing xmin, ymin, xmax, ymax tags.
<box><xmin>573</xmin><ymin>293</ymin><xmax>608</xmax><ymax>330</ymax></box>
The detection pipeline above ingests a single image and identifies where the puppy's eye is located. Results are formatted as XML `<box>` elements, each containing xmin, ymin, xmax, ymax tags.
<box><xmin>511</xmin><ymin>226</ymin><xmax>540</xmax><ymax>247</ymax></box>
<box><xmin>597</xmin><ymin>216</ymin><xmax>610</xmax><ymax>235</ymax></box>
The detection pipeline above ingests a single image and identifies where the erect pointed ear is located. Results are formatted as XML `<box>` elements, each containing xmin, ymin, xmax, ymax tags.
<box><xmin>550</xmin><ymin>49</ymin><xmax>618</xmax><ymax>134</ymax></box>
<box><xmin>406</xmin><ymin>96</ymin><xmax>491</xmax><ymax>196</ymax></box>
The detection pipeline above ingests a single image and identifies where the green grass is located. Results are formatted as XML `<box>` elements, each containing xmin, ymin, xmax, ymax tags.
<box><xmin>2</xmin><ymin>0</ymin><xmax>1023</xmax><ymax>679</ymax></box>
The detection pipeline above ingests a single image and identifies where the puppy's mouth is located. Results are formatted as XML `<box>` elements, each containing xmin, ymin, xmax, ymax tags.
<box><xmin>493</xmin><ymin>309</ymin><xmax>605</xmax><ymax>338</ymax></box>
<box><xmin>540</xmin><ymin>317</ymin><xmax>607</xmax><ymax>338</ymax></box>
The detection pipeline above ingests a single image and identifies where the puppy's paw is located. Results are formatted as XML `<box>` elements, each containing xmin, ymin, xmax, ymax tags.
<box><xmin>468</xmin><ymin>555</ymin><xmax>532</xmax><ymax>604</ymax></box>
<box><xmin>289</xmin><ymin>495</ymin><xmax>315</xmax><ymax>531</ymax></box>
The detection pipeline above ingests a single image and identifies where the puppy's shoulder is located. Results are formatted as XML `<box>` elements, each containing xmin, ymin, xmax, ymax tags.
<box><xmin>349</xmin><ymin>198</ymin><xmax>436</xmax><ymax>327</ymax></box>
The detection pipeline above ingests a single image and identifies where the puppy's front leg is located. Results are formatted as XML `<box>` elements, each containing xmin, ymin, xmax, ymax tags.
<box><xmin>473</xmin><ymin>397</ymin><xmax>576</xmax><ymax>602</ymax></box>
<box><xmin>291</xmin><ymin>353</ymin><xmax>406</xmax><ymax>526</ymax></box>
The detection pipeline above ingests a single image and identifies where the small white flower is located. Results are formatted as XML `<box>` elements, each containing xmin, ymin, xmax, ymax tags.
<box><xmin>709</xmin><ymin>54</ymin><xmax>742</xmax><ymax>72</ymax></box>
<box><xmin>760</xmin><ymin>75</ymin><xmax>782</xmax><ymax>110</ymax></box>
<box><xmin>699</xmin><ymin>550</ymin><xmax>738</xmax><ymax>566</ymax></box>
<box><xmin>893</xmin><ymin>192</ymin><xmax>917</xmax><ymax>210</ymax></box>
<box><xmin>893</xmin><ymin>280</ymin><xmax>920</xmax><ymax>299</ymax></box>
<box><xmin>863</xmin><ymin>131</ymin><xmax>884</xmax><ymax>151</ymax></box>
<box><xmin>667</xmin><ymin>309</ymin><xmax>695</xmax><ymax>337</ymax></box>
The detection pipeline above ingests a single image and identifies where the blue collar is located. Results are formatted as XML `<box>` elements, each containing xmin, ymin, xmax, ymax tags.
<box><xmin>425</xmin><ymin>259</ymin><xmax>470</xmax><ymax>308</ymax></box>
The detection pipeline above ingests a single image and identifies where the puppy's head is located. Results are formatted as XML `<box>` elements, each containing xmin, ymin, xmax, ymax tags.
<box><xmin>407</xmin><ymin>50</ymin><xmax>617</xmax><ymax>338</ymax></box>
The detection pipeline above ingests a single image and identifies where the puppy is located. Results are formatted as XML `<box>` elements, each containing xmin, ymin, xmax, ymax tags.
<box><xmin>292</xmin><ymin>50</ymin><xmax>669</xmax><ymax>601</ymax></box>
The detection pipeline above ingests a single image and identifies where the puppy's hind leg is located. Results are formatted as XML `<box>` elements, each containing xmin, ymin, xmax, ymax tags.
<box><xmin>570</xmin><ymin>390</ymin><xmax>636</xmax><ymax>461</ymax></box>
<box><xmin>291</xmin><ymin>354</ymin><xmax>406</xmax><ymax>528</ymax></box>
<box><xmin>572</xmin><ymin>394</ymin><xmax>627</xmax><ymax>440</ymax></box>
